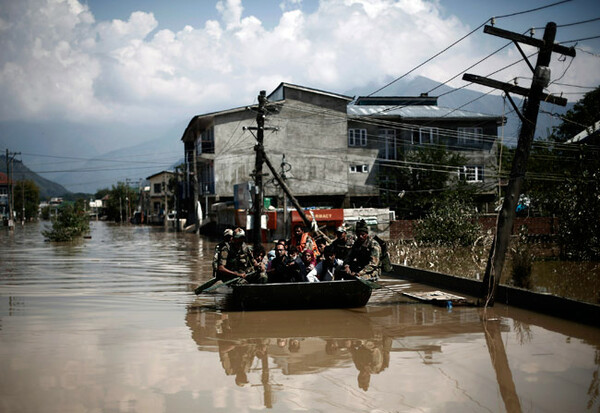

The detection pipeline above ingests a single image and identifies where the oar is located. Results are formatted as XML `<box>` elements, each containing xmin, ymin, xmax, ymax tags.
<box><xmin>350</xmin><ymin>275</ymin><xmax>383</xmax><ymax>289</ymax></box>
<box><xmin>202</xmin><ymin>277</ymin><xmax>242</xmax><ymax>293</ymax></box>
<box><xmin>194</xmin><ymin>278</ymin><xmax>219</xmax><ymax>295</ymax></box>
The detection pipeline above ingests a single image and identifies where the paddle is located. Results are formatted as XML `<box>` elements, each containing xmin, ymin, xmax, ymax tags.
<box><xmin>348</xmin><ymin>274</ymin><xmax>383</xmax><ymax>289</ymax></box>
<box><xmin>194</xmin><ymin>278</ymin><xmax>219</xmax><ymax>295</ymax></box>
<box><xmin>202</xmin><ymin>276</ymin><xmax>242</xmax><ymax>293</ymax></box>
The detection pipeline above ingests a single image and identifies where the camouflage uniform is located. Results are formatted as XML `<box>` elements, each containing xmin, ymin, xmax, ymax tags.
<box><xmin>343</xmin><ymin>236</ymin><xmax>381</xmax><ymax>281</ymax></box>
<box><xmin>212</xmin><ymin>240</ymin><xmax>230</xmax><ymax>277</ymax></box>
<box><xmin>331</xmin><ymin>233</ymin><xmax>355</xmax><ymax>261</ymax></box>
<box><xmin>218</xmin><ymin>242</ymin><xmax>267</xmax><ymax>284</ymax></box>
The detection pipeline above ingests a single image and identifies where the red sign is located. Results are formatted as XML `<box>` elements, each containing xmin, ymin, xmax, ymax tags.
<box><xmin>291</xmin><ymin>209</ymin><xmax>344</xmax><ymax>224</ymax></box>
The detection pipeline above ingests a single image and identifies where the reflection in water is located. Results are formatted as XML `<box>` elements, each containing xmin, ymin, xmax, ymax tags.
<box><xmin>187</xmin><ymin>306</ymin><xmax>480</xmax><ymax>408</ymax></box>
<box><xmin>1</xmin><ymin>222</ymin><xmax>600</xmax><ymax>412</ymax></box>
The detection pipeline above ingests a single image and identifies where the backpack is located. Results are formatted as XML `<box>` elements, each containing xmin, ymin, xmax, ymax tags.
<box><xmin>373</xmin><ymin>235</ymin><xmax>393</xmax><ymax>272</ymax></box>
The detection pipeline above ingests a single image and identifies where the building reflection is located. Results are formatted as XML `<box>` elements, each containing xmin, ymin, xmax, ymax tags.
<box><xmin>186</xmin><ymin>299</ymin><xmax>600</xmax><ymax>411</ymax></box>
<box><xmin>185</xmin><ymin>304</ymin><xmax>498</xmax><ymax>407</ymax></box>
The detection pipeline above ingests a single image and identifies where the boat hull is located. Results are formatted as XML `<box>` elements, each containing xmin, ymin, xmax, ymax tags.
<box><xmin>228</xmin><ymin>279</ymin><xmax>373</xmax><ymax>311</ymax></box>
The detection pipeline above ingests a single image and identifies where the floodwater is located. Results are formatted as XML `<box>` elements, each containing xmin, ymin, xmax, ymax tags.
<box><xmin>1</xmin><ymin>222</ymin><xmax>599</xmax><ymax>412</ymax></box>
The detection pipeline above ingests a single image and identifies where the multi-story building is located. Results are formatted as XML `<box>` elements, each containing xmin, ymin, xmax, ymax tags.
<box><xmin>146</xmin><ymin>171</ymin><xmax>175</xmax><ymax>223</ymax></box>
<box><xmin>180</xmin><ymin>83</ymin><xmax>379</xmax><ymax>226</ymax></box>
<box><xmin>348</xmin><ymin>95</ymin><xmax>504</xmax><ymax>212</ymax></box>
<box><xmin>181</xmin><ymin>83</ymin><xmax>504</xmax><ymax>227</ymax></box>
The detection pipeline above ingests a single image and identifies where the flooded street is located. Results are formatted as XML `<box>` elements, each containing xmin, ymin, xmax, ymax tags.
<box><xmin>1</xmin><ymin>221</ymin><xmax>599</xmax><ymax>412</ymax></box>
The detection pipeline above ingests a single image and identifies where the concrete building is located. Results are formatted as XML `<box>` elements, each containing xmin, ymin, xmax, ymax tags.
<box><xmin>146</xmin><ymin>171</ymin><xmax>174</xmax><ymax>223</ymax></box>
<box><xmin>348</xmin><ymin>95</ymin><xmax>504</xmax><ymax>212</ymax></box>
<box><xmin>180</xmin><ymin>83</ymin><xmax>379</xmax><ymax>227</ymax></box>
<box><xmin>181</xmin><ymin>83</ymin><xmax>504</xmax><ymax>229</ymax></box>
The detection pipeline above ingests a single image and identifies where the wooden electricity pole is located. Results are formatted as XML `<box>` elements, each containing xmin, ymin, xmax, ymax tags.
<box><xmin>253</xmin><ymin>91</ymin><xmax>267</xmax><ymax>246</ymax></box>
<box><xmin>463</xmin><ymin>22</ymin><xmax>575</xmax><ymax>306</ymax></box>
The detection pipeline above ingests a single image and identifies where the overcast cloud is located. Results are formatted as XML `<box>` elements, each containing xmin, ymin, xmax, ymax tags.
<box><xmin>0</xmin><ymin>0</ymin><xmax>598</xmax><ymax>127</ymax></box>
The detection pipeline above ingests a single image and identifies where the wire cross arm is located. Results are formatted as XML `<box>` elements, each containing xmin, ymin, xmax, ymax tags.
<box><xmin>483</xmin><ymin>25</ymin><xmax>576</xmax><ymax>57</ymax></box>
<box><xmin>462</xmin><ymin>73</ymin><xmax>568</xmax><ymax>106</ymax></box>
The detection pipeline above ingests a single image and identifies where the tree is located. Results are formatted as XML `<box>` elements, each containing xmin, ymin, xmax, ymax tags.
<box><xmin>102</xmin><ymin>182</ymin><xmax>139</xmax><ymax>222</ymax></box>
<box><xmin>13</xmin><ymin>180</ymin><xmax>40</xmax><ymax>221</ymax></box>
<box><xmin>413</xmin><ymin>191</ymin><xmax>482</xmax><ymax>247</ymax></box>
<box><xmin>380</xmin><ymin>146</ymin><xmax>469</xmax><ymax>219</ymax></box>
<box><xmin>528</xmin><ymin>86</ymin><xmax>600</xmax><ymax>259</ymax></box>
<box><xmin>42</xmin><ymin>203</ymin><xmax>90</xmax><ymax>242</ymax></box>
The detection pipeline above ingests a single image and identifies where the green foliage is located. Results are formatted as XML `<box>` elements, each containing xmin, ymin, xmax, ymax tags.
<box><xmin>554</xmin><ymin>163</ymin><xmax>600</xmax><ymax>260</ymax></box>
<box><xmin>13</xmin><ymin>180</ymin><xmax>40</xmax><ymax>221</ymax></box>
<box><xmin>524</xmin><ymin>86</ymin><xmax>600</xmax><ymax>260</ymax></box>
<box><xmin>102</xmin><ymin>182</ymin><xmax>138</xmax><ymax>222</ymax></box>
<box><xmin>42</xmin><ymin>203</ymin><xmax>90</xmax><ymax>242</ymax></box>
<box><xmin>551</xmin><ymin>87</ymin><xmax>600</xmax><ymax>144</ymax></box>
<box><xmin>414</xmin><ymin>196</ymin><xmax>481</xmax><ymax>247</ymax></box>
<box><xmin>380</xmin><ymin>146</ymin><xmax>468</xmax><ymax>219</ymax></box>
<box><xmin>511</xmin><ymin>227</ymin><xmax>533</xmax><ymax>289</ymax></box>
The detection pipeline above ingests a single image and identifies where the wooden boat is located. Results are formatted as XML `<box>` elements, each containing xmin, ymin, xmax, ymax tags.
<box><xmin>222</xmin><ymin>279</ymin><xmax>373</xmax><ymax>311</ymax></box>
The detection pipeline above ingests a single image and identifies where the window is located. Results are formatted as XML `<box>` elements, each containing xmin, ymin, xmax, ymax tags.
<box><xmin>348</xmin><ymin>129</ymin><xmax>367</xmax><ymax>147</ymax></box>
<box><xmin>349</xmin><ymin>164</ymin><xmax>369</xmax><ymax>173</ymax></box>
<box><xmin>195</xmin><ymin>127</ymin><xmax>215</xmax><ymax>154</ymax></box>
<box><xmin>459</xmin><ymin>165</ymin><xmax>484</xmax><ymax>182</ymax></box>
<box><xmin>379</xmin><ymin>129</ymin><xmax>396</xmax><ymax>160</ymax></box>
<box><xmin>457</xmin><ymin>127</ymin><xmax>483</xmax><ymax>145</ymax></box>
<box><xmin>153</xmin><ymin>183</ymin><xmax>162</xmax><ymax>194</ymax></box>
<box><xmin>412</xmin><ymin>127</ymin><xmax>439</xmax><ymax>144</ymax></box>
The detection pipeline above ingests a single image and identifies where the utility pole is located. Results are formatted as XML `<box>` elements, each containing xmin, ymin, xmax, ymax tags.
<box><xmin>252</xmin><ymin>90</ymin><xmax>267</xmax><ymax>246</ymax></box>
<box><xmin>281</xmin><ymin>155</ymin><xmax>289</xmax><ymax>241</ymax></box>
<box><xmin>163</xmin><ymin>174</ymin><xmax>168</xmax><ymax>228</ymax></box>
<box><xmin>192</xmin><ymin>147</ymin><xmax>199</xmax><ymax>233</ymax></box>
<box><xmin>5</xmin><ymin>149</ymin><xmax>21</xmax><ymax>230</ymax></box>
<box><xmin>463</xmin><ymin>22</ymin><xmax>575</xmax><ymax>306</ymax></box>
<box><xmin>175</xmin><ymin>167</ymin><xmax>180</xmax><ymax>232</ymax></box>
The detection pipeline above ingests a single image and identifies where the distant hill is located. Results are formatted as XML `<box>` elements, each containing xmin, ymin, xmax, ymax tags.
<box><xmin>52</xmin><ymin>131</ymin><xmax>185</xmax><ymax>193</ymax></box>
<box><xmin>2</xmin><ymin>76</ymin><xmax>576</xmax><ymax>194</ymax></box>
<box><xmin>0</xmin><ymin>155</ymin><xmax>71</xmax><ymax>199</ymax></box>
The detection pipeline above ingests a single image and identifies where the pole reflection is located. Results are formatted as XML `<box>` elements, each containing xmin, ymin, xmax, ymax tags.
<box><xmin>186</xmin><ymin>304</ymin><xmax>489</xmax><ymax>407</ymax></box>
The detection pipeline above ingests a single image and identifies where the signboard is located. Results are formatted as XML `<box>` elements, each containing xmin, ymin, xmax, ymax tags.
<box><xmin>290</xmin><ymin>208</ymin><xmax>344</xmax><ymax>224</ymax></box>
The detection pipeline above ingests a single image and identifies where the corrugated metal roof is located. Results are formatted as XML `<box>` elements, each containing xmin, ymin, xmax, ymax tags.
<box><xmin>565</xmin><ymin>120</ymin><xmax>600</xmax><ymax>144</ymax></box>
<box><xmin>347</xmin><ymin>104</ymin><xmax>502</xmax><ymax>120</ymax></box>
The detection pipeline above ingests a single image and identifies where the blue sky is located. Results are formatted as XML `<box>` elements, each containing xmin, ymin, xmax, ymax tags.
<box><xmin>1</xmin><ymin>0</ymin><xmax>598</xmax><ymax>126</ymax></box>
<box><xmin>0</xmin><ymin>0</ymin><xmax>599</xmax><ymax>191</ymax></box>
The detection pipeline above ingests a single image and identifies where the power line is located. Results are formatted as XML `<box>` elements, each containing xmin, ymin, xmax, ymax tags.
<box><xmin>366</xmin><ymin>0</ymin><xmax>573</xmax><ymax>97</ymax></box>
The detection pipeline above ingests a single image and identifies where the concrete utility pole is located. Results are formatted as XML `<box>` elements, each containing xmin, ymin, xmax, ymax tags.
<box><xmin>163</xmin><ymin>174</ymin><xmax>168</xmax><ymax>228</ymax></box>
<box><xmin>192</xmin><ymin>147</ymin><xmax>200</xmax><ymax>233</ymax></box>
<box><xmin>463</xmin><ymin>22</ymin><xmax>575</xmax><ymax>306</ymax></box>
<box><xmin>5</xmin><ymin>149</ymin><xmax>21</xmax><ymax>230</ymax></box>
<box><xmin>252</xmin><ymin>90</ymin><xmax>267</xmax><ymax>246</ymax></box>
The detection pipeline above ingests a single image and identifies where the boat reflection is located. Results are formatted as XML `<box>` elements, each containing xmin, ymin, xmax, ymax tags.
<box><xmin>186</xmin><ymin>304</ymin><xmax>492</xmax><ymax>405</ymax></box>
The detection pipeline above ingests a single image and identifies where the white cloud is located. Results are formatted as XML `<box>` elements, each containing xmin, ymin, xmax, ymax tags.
<box><xmin>0</xmin><ymin>0</ymin><xmax>597</xmax><ymax>127</ymax></box>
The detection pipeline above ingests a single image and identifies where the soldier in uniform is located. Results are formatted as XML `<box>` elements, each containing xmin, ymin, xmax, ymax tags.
<box><xmin>217</xmin><ymin>229</ymin><xmax>267</xmax><ymax>284</ymax></box>
<box><xmin>331</xmin><ymin>225</ymin><xmax>354</xmax><ymax>261</ymax></box>
<box><xmin>213</xmin><ymin>228</ymin><xmax>234</xmax><ymax>278</ymax></box>
<box><xmin>342</xmin><ymin>220</ymin><xmax>381</xmax><ymax>281</ymax></box>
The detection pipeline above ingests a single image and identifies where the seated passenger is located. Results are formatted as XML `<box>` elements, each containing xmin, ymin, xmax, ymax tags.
<box><xmin>306</xmin><ymin>245</ymin><xmax>344</xmax><ymax>282</ymax></box>
<box><xmin>266</xmin><ymin>242</ymin><xmax>294</xmax><ymax>283</ymax></box>
<box><xmin>290</xmin><ymin>224</ymin><xmax>319</xmax><ymax>258</ymax></box>
<box><xmin>288</xmin><ymin>249</ymin><xmax>316</xmax><ymax>282</ymax></box>
<box><xmin>315</xmin><ymin>237</ymin><xmax>328</xmax><ymax>262</ymax></box>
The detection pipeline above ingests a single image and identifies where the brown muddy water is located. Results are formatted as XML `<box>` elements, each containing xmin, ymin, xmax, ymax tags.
<box><xmin>1</xmin><ymin>221</ymin><xmax>599</xmax><ymax>412</ymax></box>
